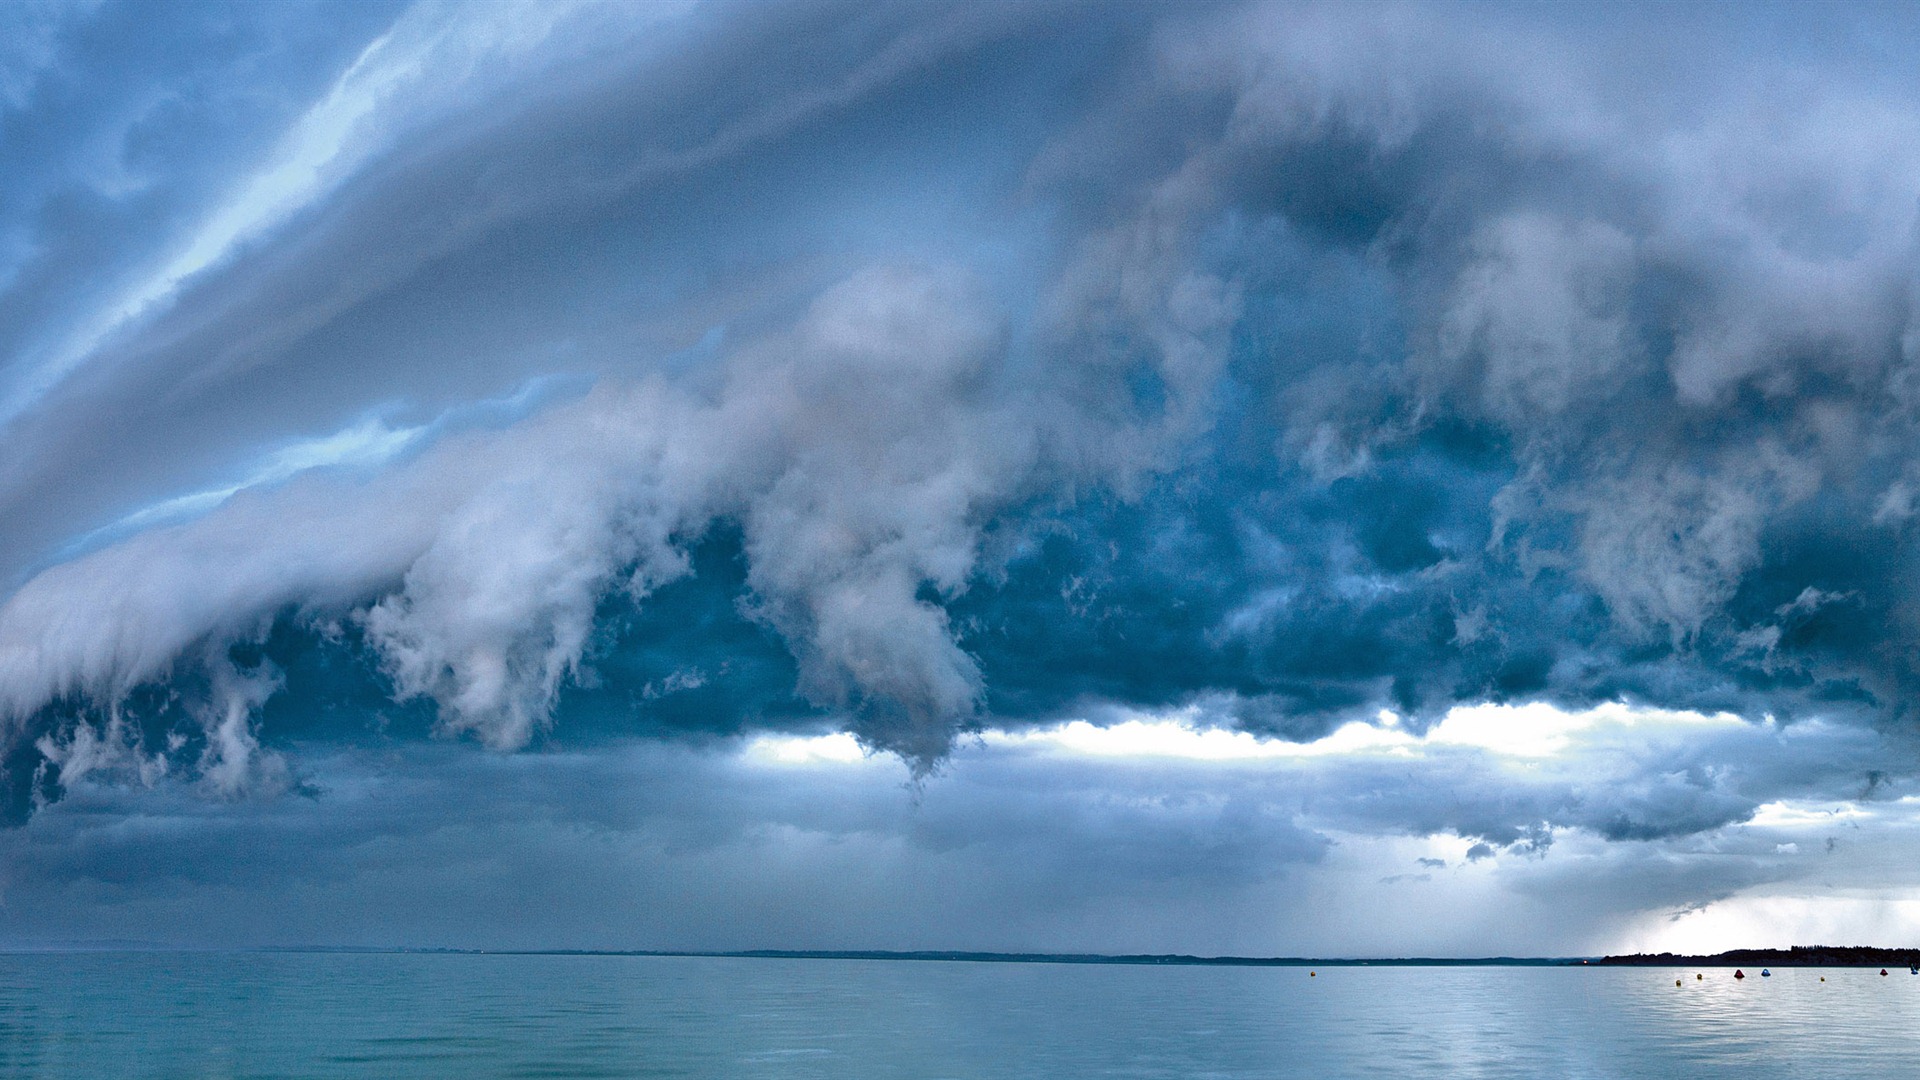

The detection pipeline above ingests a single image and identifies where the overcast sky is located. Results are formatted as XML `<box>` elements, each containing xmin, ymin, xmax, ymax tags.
<box><xmin>5</xmin><ymin>0</ymin><xmax>1920</xmax><ymax>955</ymax></box>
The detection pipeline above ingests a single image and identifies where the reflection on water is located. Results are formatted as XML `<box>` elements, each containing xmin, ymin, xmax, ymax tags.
<box><xmin>1</xmin><ymin>953</ymin><xmax>1917</xmax><ymax>1078</ymax></box>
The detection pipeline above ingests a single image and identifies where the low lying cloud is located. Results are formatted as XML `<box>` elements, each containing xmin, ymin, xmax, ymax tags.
<box><xmin>0</xmin><ymin>701</ymin><xmax>1906</xmax><ymax>954</ymax></box>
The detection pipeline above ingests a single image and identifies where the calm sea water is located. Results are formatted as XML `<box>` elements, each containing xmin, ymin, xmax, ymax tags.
<box><xmin>1</xmin><ymin>953</ymin><xmax>1917</xmax><ymax>1078</ymax></box>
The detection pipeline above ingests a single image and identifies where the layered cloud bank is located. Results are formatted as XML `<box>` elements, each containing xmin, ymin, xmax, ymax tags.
<box><xmin>4</xmin><ymin>704</ymin><xmax>1913</xmax><ymax>955</ymax></box>
<box><xmin>3</xmin><ymin>0</ymin><xmax>1920</xmax><ymax>943</ymax></box>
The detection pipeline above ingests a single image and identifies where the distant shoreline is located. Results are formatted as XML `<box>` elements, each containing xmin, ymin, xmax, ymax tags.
<box><xmin>3</xmin><ymin>945</ymin><xmax>1580</xmax><ymax>965</ymax></box>
<box><xmin>1596</xmin><ymin>947</ymin><xmax>1920</xmax><ymax>968</ymax></box>
<box><xmin>469</xmin><ymin>947</ymin><xmax>1920</xmax><ymax>968</ymax></box>
<box><xmin>542</xmin><ymin>950</ymin><xmax>1585</xmax><ymax>967</ymax></box>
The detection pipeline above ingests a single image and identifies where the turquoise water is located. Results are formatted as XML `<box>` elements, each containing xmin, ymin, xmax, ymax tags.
<box><xmin>2</xmin><ymin>953</ymin><xmax>1918</xmax><ymax>1078</ymax></box>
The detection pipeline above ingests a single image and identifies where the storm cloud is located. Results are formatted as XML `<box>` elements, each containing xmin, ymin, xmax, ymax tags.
<box><xmin>2</xmin><ymin>0</ymin><xmax>1918</xmax><ymax>949</ymax></box>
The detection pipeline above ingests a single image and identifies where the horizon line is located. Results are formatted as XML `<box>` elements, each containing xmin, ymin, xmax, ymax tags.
<box><xmin>7</xmin><ymin>945</ymin><xmax>1920</xmax><ymax>966</ymax></box>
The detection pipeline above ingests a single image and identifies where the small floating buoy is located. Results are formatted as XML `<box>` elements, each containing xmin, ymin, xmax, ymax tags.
<box><xmin>1696</xmin><ymin>974</ymin><xmax>1703</xmax><ymax>980</ymax></box>
<box><xmin>1734</xmin><ymin>969</ymin><xmax>1745</xmax><ymax>979</ymax></box>
<box><xmin>1820</xmin><ymin>976</ymin><xmax>1826</xmax><ymax>982</ymax></box>
<box><xmin>1309</xmin><ymin>971</ymin><xmax>1316</xmax><ymax>977</ymax></box>
<box><xmin>1675</xmin><ymin>979</ymin><xmax>1682</xmax><ymax>986</ymax></box>
<box><xmin>1882</xmin><ymin>969</ymin><xmax>1890</xmax><ymax>976</ymax></box>
<box><xmin>1761</xmin><ymin>969</ymin><xmax>1771</xmax><ymax>977</ymax></box>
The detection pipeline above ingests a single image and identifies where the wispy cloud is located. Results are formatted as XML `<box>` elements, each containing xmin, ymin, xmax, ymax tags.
<box><xmin>0</xmin><ymin>0</ymin><xmax>663</xmax><ymax>430</ymax></box>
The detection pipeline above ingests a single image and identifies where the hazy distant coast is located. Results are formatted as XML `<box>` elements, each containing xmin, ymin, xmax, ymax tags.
<box><xmin>478</xmin><ymin>947</ymin><xmax>1920</xmax><ymax>968</ymax></box>
<box><xmin>264</xmin><ymin>949</ymin><xmax>1585</xmax><ymax>967</ymax></box>
<box><xmin>1598</xmin><ymin>947</ymin><xmax>1920</xmax><ymax>967</ymax></box>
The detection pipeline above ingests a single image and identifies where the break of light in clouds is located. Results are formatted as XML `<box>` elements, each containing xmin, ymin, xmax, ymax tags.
<box><xmin>3</xmin><ymin>0</ymin><xmax>1920</xmax><ymax>954</ymax></box>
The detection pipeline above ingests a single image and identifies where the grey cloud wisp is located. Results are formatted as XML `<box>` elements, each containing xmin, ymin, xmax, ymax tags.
<box><xmin>2</xmin><ymin>0</ymin><xmax>1919</xmax><ymax>912</ymax></box>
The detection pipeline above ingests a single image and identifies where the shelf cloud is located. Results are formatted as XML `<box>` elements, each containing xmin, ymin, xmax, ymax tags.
<box><xmin>3</xmin><ymin>0</ymin><xmax>1919</xmax><ymax>950</ymax></box>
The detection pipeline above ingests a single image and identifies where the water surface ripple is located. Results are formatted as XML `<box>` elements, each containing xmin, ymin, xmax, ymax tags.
<box><xmin>0</xmin><ymin>953</ymin><xmax>1914</xmax><ymax>1078</ymax></box>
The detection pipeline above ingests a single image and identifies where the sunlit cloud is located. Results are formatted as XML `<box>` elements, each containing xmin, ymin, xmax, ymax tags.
<box><xmin>1632</xmin><ymin>896</ymin><xmax>1920</xmax><ymax>956</ymax></box>
<box><xmin>744</xmin><ymin>701</ymin><xmax>1757</xmax><ymax>770</ymax></box>
<box><xmin>745</xmin><ymin>731</ymin><xmax>873</xmax><ymax>766</ymax></box>
<box><xmin>1748</xmin><ymin>800</ymin><xmax>1873</xmax><ymax>829</ymax></box>
<box><xmin>986</xmin><ymin>713</ymin><xmax>1415</xmax><ymax>761</ymax></box>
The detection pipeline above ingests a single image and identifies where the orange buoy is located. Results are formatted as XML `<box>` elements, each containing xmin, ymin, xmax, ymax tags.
<box><xmin>1309</xmin><ymin>971</ymin><xmax>1316</xmax><ymax>977</ymax></box>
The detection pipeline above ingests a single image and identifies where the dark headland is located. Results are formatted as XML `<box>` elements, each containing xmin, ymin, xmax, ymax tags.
<box><xmin>1598</xmin><ymin>946</ymin><xmax>1920</xmax><ymax>967</ymax></box>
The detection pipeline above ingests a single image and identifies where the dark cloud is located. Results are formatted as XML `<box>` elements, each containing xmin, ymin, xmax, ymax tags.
<box><xmin>2</xmin><ymin>0</ymin><xmax>1920</xmax><ymax>947</ymax></box>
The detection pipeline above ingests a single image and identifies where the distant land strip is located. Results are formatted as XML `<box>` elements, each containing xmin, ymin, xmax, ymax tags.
<box><xmin>1597</xmin><ymin>946</ymin><xmax>1920</xmax><ymax>967</ymax></box>
<box><xmin>352</xmin><ymin>946</ymin><xmax>1920</xmax><ymax>967</ymax></box>
<box><xmin>658</xmin><ymin>950</ymin><xmax>1579</xmax><ymax>967</ymax></box>
<box><xmin>260</xmin><ymin>948</ymin><xmax>1583</xmax><ymax>966</ymax></box>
